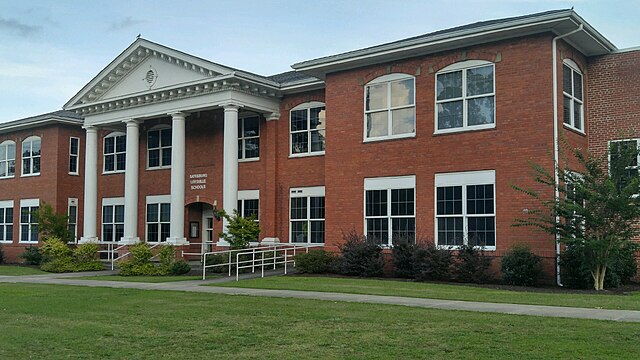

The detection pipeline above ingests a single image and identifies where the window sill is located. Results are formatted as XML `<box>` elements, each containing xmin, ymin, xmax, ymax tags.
<box><xmin>20</xmin><ymin>173</ymin><xmax>40</xmax><ymax>178</ymax></box>
<box><xmin>289</xmin><ymin>151</ymin><xmax>325</xmax><ymax>159</ymax></box>
<box><xmin>146</xmin><ymin>166</ymin><xmax>171</xmax><ymax>171</ymax></box>
<box><xmin>0</xmin><ymin>176</ymin><xmax>15</xmax><ymax>180</ymax></box>
<box><xmin>68</xmin><ymin>173</ymin><xmax>79</xmax><ymax>176</ymax></box>
<box><xmin>102</xmin><ymin>171</ymin><xmax>125</xmax><ymax>175</ymax></box>
<box><xmin>437</xmin><ymin>245</ymin><xmax>496</xmax><ymax>251</ymax></box>
<box><xmin>289</xmin><ymin>242</ymin><xmax>325</xmax><ymax>247</ymax></box>
<box><xmin>434</xmin><ymin>124</ymin><xmax>496</xmax><ymax>135</ymax></box>
<box><xmin>563</xmin><ymin>123</ymin><xmax>586</xmax><ymax>136</ymax></box>
<box><xmin>0</xmin><ymin>240</ymin><xmax>12</xmax><ymax>244</ymax></box>
<box><xmin>239</xmin><ymin>158</ymin><xmax>260</xmax><ymax>163</ymax></box>
<box><xmin>363</xmin><ymin>133</ymin><xmax>415</xmax><ymax>143</ymax></box>
<box><xmin>19</xmin><ymin>241</ymin><xmax>39</xmax><ymax>244</ymax></box>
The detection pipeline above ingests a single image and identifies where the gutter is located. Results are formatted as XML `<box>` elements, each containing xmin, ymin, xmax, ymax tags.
<box><xmin>552</xmin><ymin>23</ymin><xmax>584</xmax><ymax>287</ymax></box>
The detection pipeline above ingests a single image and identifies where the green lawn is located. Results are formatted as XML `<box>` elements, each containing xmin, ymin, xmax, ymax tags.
<box><xmin>0</xmin><ymin>283</ymin><xmax>639</xmax><ymax>359</ymax></box>
<box><xmin>212</xmin><ymin>276</ymin><xmax>640</xmax><ymax>311</ymax></box>
<box><xmin>0</xmin><ymin>265</ymin><xmax>47</xmax><ymax>276</ymax></box>
<box><xmin>74</xmin><ymin>275</ymin><xmax>205</xmax><ymax>283</ymax></box>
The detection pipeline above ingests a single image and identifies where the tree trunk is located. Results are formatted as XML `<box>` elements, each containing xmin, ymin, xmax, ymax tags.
<box><xmin>591</xmin><ymin>265</ymin><xmax>607</xmax><ymax>291</ymax></box>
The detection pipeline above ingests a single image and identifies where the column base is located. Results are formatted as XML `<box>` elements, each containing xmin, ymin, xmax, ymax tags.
<box><xmin>79</xmin><ymin>237</ymin><xmax>99</xmax><ymax>244</ymax></box>
<box><xmin>167</xmin><ymin>237</ymin><xmax>189</xmax><ymax>245</ymax></box>
<box><xmin>119</xmin><ymin>237</ymin><xmax>140</xmax><ymax>245</ymax></box>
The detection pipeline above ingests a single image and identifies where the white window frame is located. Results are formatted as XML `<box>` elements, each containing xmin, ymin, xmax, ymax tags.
<box><xmin>434</xmin><ymin>170</ymin><xmax>496</xmax><ymax>250</ymax></box>
<box><xmin>238</xmin><ymin>115</ymin><xmax>260</xmax><ymax>161</ymax></box>
<box><xmin>290</xmin><ymin>102</ymin><xmax>326</xmax><ymax>157</ymax></box>
<box><xmin>238</xmin><ymin>189</ymin><xmax>260</xmax><ymax>221</ymax></box>
<box><xmin>21</xmin><ymin>136</ymin><xmax>41</xmax><ymax>177</ymax></box>
<box><xmin>69</xmin><ymin>137</ymin><xmax>80</xmax><ymax>175</ymax></box>
<box><xmin>68</xmin><ymin>198</ymin><xmax>78</xmax><ymax>242</ymax></box>
<box><xmin>608</xmin><ymin>139</ymin><xmax>640</xmax><ymax>194</ymax></box>
<box><xmin>147</xmin><ymin>126</ymin><xmax>172</xmax><ymax>169</ymax></box>
<box><xmin>364</xmin><ymin>175</ymin><xmax>416</xmax><ymax>247</ymax></box>
<box><xmin>435</xmin><ymin>60</ymin><xmax>496</xmax><ymax>134</ymax></box>
<box><xmin>364</xmin><ymin>73</ymin><xmax>416</xmax><ymax>142</ymax></box>
<box><xmin>101</xmin><ymin>197</ymin><xmax>125</xmax><ymax>243</ymax></box>
<box><xmin>562</xmin><ymin>59</ymin><xmax>584</xmax><ymax>133</ymax></box>
<box><xmin>19</xmin><ymin>198</ymin><xmax>39</xmax><ymax>243</ymax></box>
<box><xmin>0</xmin><ymin>200</ymin><xmax>14</xmax><ymax>243</ymax></box>
<box><xmin>289</xmin><ymin>186</ymin><xmax>325</xmax><ymax>244</ymax></box>
<box><xmin>0</xmin><ymin>140</ymin><xmax>16</xmax><ymax>179</ymax></box>
<box><xmin>103</xmin><ymin>132</ymin><xmax>126</xmax><ymax>174</ymax></box>
<box><xmin>146</xmin><ymin>194</ymin><xmax>171</xmax><ymax>243</ymax></box>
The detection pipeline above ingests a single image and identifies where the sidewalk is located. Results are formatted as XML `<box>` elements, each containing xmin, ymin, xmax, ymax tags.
<box><xmin>2</xmin><ymin>271</ymin><xmax>640</xmax><ymax>323</ymax></box>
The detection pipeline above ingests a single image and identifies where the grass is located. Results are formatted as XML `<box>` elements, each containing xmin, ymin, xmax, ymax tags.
<box><xmin>0</xmin><ymin>265</ymin><xmax>47</xmax><ymax>276</ymax></box>
<box><xmin>74</xmin><ymin>275</ymin><xmax>205</xmax><ymax>283</ymax></box>
<box><xmin>0</xmin><ymin>283</ymin><xmax>639</xmax><ymax>359</ymax></box>
<box><xmin>212</xmin><ymin>275</ymin><xmax>640</xmax><ymax>311</ymax></box>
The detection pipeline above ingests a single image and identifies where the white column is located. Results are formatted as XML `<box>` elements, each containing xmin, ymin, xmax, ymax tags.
<box><xmin>121</xmin><ymin>119</ymin><xmax>140</xmax><ymax>244</ymax></box>
<box><xmin>167</xmin><ymin>112</ymin><xmax>188</xmax><ymax>245</ymax></box>
<box><xmin>221</xmin><ymin>104</ymin><xmax>240</xmax><ymax>244</ymax></box>
<box><xmin>80</xmin><ymin>125</ymin><xmax>98</xmax><ymax>243</ymax></box>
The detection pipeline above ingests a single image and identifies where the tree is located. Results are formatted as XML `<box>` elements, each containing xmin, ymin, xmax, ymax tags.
<box><xmin>514</xmin><ymin>143</ymin><xmax>640</xmax><ymax>291</ymax></box>
<box><xmin>217</xmin><ymin>210</ymin><xmax>260</xmax><ymax>249</ymax></box>
<box><xmin>33</xmin><ymin>203</ymin><xmax>72</xmax><ymax>243</ymax></box>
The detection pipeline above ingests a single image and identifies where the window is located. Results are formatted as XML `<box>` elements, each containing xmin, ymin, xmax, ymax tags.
<box><xmin>146</xmin><ymin>195</ymin><xmax>170</xmax><ymax>242</ymax></box>
<box><xmin>238</xmin><ymin>116</ymin><xmax>260</xmax><ymax>160</ymax></box>
<box><xmin>435</xmin><ymin>170</ymin><xmax>496</xmax><ymax>249</ymax></box>
<box><xmin>609</xmin><ymin>139</ymin><xmax>639</xmax><ymax>191</ymax></box>
<box><xmin>237</xmin><ymin>190</ymin><xmax>259</xmax><ymax>221</ymax></box>
<box><xmin>22</xmin><ymin>136</ymin><xmax>41</xmax><ymax>176</ymax></box>
<box><xmin>290</xmin><ymin>102</ymin><xmax>326</xmax><ymax>156</ymax></box>
<box><xmin>365</xmin><ymin>74</ymin><xmax>415</xmax><ymax>140</ymax></box>
<box><xmin>104</xmin><ymin>132</ymin><xmax>126</xmax><ymax>173</ymax></box>
<box><xmin>68</xmin><ymin>198</ymin><xmax>78</xmax><ymax>242</ymax></box>
<box><xmin>0</xmin><ymin>200</ymin><xmax>13</xmax><ymax>243</ymax></box>
<box><xmin>102</xmin><ymin>198</ymin><xmax>124</xmax><ymax>242</ymax></box>
<box><xmin>69</xmin><ymin>137</ymin><xmax>79</xmax><ymax>175</ymax></box>
<box><xmin>19</xmin><ymin>199</ymin><xmax>39</xmax><ymax>243</ymax></box>
<box><xmin>563</xmin><ymin>60</ymin><xmax>584</xmax><ymax>132</ymax></box>
<box><xmin>364</xmin><ymin>176</ymin><xmax>416</xmax><ymax>246</ymax></box>
<box><xmin>148</xmin><ymin>127</ymin><xmax>171</xmax><ymax>168</ymax></box>
<box><xmin>0</xmin><ymin>141</ymin><xmax>16</xmax><ymax>178</ymax></box>
<box><xmin>436</xmin><ymin>61</ymin><xmax>495</xmax><ymax>133</ymax></box>
<box><xmin>290</xmin><ymin>187</ymin><xmax>325</xmax><ymax>244</ymax></box>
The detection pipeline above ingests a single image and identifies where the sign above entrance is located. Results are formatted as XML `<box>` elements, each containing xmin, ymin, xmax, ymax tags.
<box><xmin>189</xmin><ymin>173</ymin><xmax>208</xmax><ymax>190</ymax></box>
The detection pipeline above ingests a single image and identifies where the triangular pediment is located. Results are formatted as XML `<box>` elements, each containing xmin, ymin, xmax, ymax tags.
<box><xmin>64</xmin><ymin>38</ymin><xmax>237</xmax><ymax>108</ymax></box>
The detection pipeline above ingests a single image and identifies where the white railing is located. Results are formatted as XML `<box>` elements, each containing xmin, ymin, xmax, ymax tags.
<box><xmin>100</xmin><ymin>242</ymin><xmax>167</xmax><ymax>270</ymax></box>
<box><xmin>181</xmin><ymin>241</ymin><xmax>216</xmax><ymax>262</ymax></box>
<box><xmin>201</xmin><ymin>243</ymin><xmax>323</xmax><ymax>280</ymax></box>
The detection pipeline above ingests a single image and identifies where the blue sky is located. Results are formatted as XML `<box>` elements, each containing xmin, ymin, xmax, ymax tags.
<box><xmin>0</xmin><ymin>0</ymin><xmax>638</xmax><ymax>123</ymax></box>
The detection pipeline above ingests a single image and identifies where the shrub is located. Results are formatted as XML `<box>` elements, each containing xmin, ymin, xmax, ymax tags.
<box><xmin>217</xmin><ymin>209</ymin><xmax>260</xmax><ymax>249</ymax></box>
<box><xmin>295</xmin><ymin>250</ymin><xmax>335</xmax><ymax>274</ymax></box>
<box><xmin>118</xmin><ymin>243</ymin><xmax>160</xmax><ymax>276</ymax></box>
<box><xmin>451</xmin><ymin>245</ymin><xmax>493</xmax><ymax>284</ymax></box>
<box><xmin>158</xmin><ymin>245</ymin><xmax>177</xmax><ymax>275</ymax></box>
<box><xmin>73</xmin><ymin>243</ymin><xmax>103</xmax><ymax>272</ymax></box>
<box><xmin>392</xmin><ymin>243</ymin><xmax>416</xmax><ymax>278</ymax></box>
<box><xmin>41</xmin><ymin>236</ymin><xmax>72</xmax><ymax>261</ymax></box>
<box><xmin>337</xmin><ymin>231</ymin><xmax>384</xmax><ymax>277</ymax></box>
<box><xmin>41</xmin><ymin>257</ymin><xmax>75</xmax><ymax>273</ymax></box>
<box><xmin>170</xmin><ymin>260</ymin><xmax>191</xmax><ymax>275</ymax></box>
<box><xmin>393</xmin><ymin>243</ymin><xmax>452</xmax><ymax>281</ymax></box>
<box><xmin>500</xmin><ymin>245</ymin><xmax>543</xmax><ymax>286</ymax></box>
<box><xmin>205</xmin><ymin>253</ymin><xmax>229</xmax><ymax>273</ymax></box>
<box><xmin>561</xmin><ymin>243</ymin><xmax>638</xmax><ymax>289</ymax></box>
<box><xmin>20</xmin><ymin>246</ymin><xmax>43</xmax><ymax>265</ymax></box>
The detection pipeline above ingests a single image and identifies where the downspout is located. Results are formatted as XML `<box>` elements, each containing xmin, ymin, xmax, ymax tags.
<box><xmin>552</xmin><ymin>23</ymin><xmax>583</xmax><ymax>286</ymax></box>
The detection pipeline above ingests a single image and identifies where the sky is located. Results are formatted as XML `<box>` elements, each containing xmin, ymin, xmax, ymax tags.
<box><xmin>0</xmin><ymin>0</ymin><xmax>638</xmax><ymax>123</ymax></box>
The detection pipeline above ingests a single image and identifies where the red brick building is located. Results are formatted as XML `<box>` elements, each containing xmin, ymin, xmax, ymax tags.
<box><xmin>2</xmin><ymin>9</ymin><xmax>638</xmax><ymax>283</ymax></box>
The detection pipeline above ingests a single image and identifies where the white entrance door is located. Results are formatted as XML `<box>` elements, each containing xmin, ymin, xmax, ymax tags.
<box><xmin>202</xmin><ymin>206</ymin><xmax>214</xmax><ymax>253</ymax></box>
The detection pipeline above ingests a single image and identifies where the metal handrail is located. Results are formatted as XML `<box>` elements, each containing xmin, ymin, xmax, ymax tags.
<box><xmin>201</xmin><ymin>244</ymin><xmax>289</xmax><ymax>279</ymax></box>
<box><xmin>234</xmin><ymin>244</ymin><xmax>323</xmax><ymax>280</ymax></box>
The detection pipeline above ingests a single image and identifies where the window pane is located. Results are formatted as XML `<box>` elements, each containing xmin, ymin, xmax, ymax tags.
<box><xmin>573</xmin><ymin>71</ymin><xmax>583</xmax><ymax>100</ymax></box>
<box><xmin>366</xmin><ymin>83</ymin><xmax>387</xmax><ymax>111</ymax></box>
<box><xmin>5</xmin><ymin>208</ymin><xmax>12</xmax><ymax>223</ymax></box>
<box><xmin>466</xmin><ymin>66</ymin><xmax>494</xmax><ymax>96</ymax></box>
<box><xmin>437</xmin><ymin>101</ymin><xmax>463</xmax><ymax>129</ymax></box>
<box><xmin>310</xmin><ymin>107</ymin><xmax>326</xmax><ymax>130</ymax></box>
<box><xmin>105</xmin><ymin>155</ymin><xmax>115</xmax><ymax>172</ymax></box>
<box><xmin>436</xmin><ymin>186</ymin><xmax>462</xmax><ymax>215</ymax></box>
<box><xmin>103</xmin><ymin>224</ymin><xmax>113</xmax><ymax>242</ymax></box>
<box><xmin>21</xmin><ymin>225</ymin><xmax>28</xmax><ymax>241</ymax></box>
<box><xmin>390</xmin><ymin>79</ymin><xmax>414</xmax><ymax>107</ymax></box>
<box><xmin>437</xmin><ymin>217</ymin><xmax>464</xmax><ymax>246</ymax></box>
<box><xmin>20</xmin><ymin>207</ymin><xmax>30</xmax><ymax>223</ymax></box>
<box><xmin>148</xmin><ymin>131</ymin><xmax>160</xmax><ymax>148</ymax></box>
<box><xmin>290</xmin><ymin>197</ymin><xmax>307</xmax><ymax>220</ymax></box>
<box><xmin>147</xmin><ymin>224</ymin><xmax>158</xmax><ymax>242</ymax></box>
<box><xmin>6</xmin><ymin>225</ymin><xmax>12</xmax><ymax>241</ymax></box>
<box><xmin>391</xmin><ymin>188</ymin><xmax>414</xmax><ymax>216</ymax></box>
<box><xmin>23</xmin><ymin>159</ymin><xmax>30</xmax><ymax>175</ymax></box>
<box><xmin>310</xmin><ymin>130</ymin><xmax>325</xmax><ymax>152</ymax></box>
<box><xmin>366</xmin><ymin>190</ymin><xmax>387</xmax><ymax>216</ymax></box>
<box><xmin>116</xmin><ymin>154</ymin><xmax>126</xmax><ymax>171</ymax></box>
<box><xmin>563</xmin><ymin>96</ymin><xmax>572</xmax><ymax>125</ymax></box>
<box><xmin>437</xmin><ymin>71</ymin><xmax>462</xmax><ymax>100</ymax></box>
<box><xmin>104</xmin><ymin>137</ymin><xmax>114</xmax><ymax>154</ymax></box>
<box><xmin>366</xmin><ymin>112</ymin><xmax>388</xmax><ymax>137</ymax></box>
<box><xmin>115</xmin><ymin>136</ymin><xmax>126</xmax><ymax>152</ymax></box>
<box><xmin>366</xmin><ymin>218</ymin><xmax>388</xmax><ymax>245</ymax></box>
<box><xmin>244</xmin><ymin>138</ymin><xmax>260</xmax><ymax>158</ymax></box>
<box><xmin>244</xmin><ymin>199</ymin><xmax>259</xmax><ymax>219</ymax></box>
<box><xmin>291</xmin><ymin>221</ymin><xmax>307</xmax><ymax>243</ymax></box>
<box><xmin>115</xmin><ymin>224</ymin><xmax>124</xmax><ymax>241</ymax></box>
<box><xmin>7</xmin><ymin>143</ymin><xmax>15</xmax><ymax>159</ymax></box>
<box><xmin>147</xmin><ymin>204</ymin><xmax>158</xmax><ymax>222</ymax></box>
<box><xmin>468</xmin><ymin>96</ymin><xmax>495</xmax><ymax>126</ymax></box>
<box><xmin>32</xmin><ymin>140</ymin><xmax>41</xmax><ymax>155</ymax></box>
<box><xmin>160</xmin><ymin>203</ymin><xmax>171</xmax><ymax>222</ymax></box>
<box><xmin>467</xmin><ymin>184</ymin><xmax>494</xmax><ymax>215</ymax></box>
<box><xmin>468</xmin><ymin>216</ymin><xmax>496</xmax><ymax>247</ymax></box>
<box><xmin>33</xmin><ymin>157</ymin><xmax>40</xmax><ymax>174</ymax></box>
<box><xmin>0</xmin><ymin>145</ymin><xmax>5</xmax><ymax>160</ymax></box>
<box><xmin>392</xmin><ymin>218</ymin><xmax>415</xmax><ymax>244</ymax></box>
<box><xmin>70</xmin><ymin>138</ymin><xmax>79</xmax><ymax>155</ymax></box>
<box><xmin>563</xmin><ymin>65</ymin><xmax>572</xmax><ymax>95</ymax></box>
<box><xmin>160</xmin><ymin>224</ymin><xmax>170</xmax><ymax>242</ymax></box>
<box><xmin>162</xmin><ymin>148</ymin><xmax>172</xmax><ymax>166</ymax></box>
<box><xmin>291</xmin><ymin>133</ymin><xmax>308</xmax><ymax>154</ymax></box>
<box><xmin>0</xmin><ymin>225</ymin><xmax>3</xmax><ymax>241</ymax></box>
<box><xmin>310</xmin><ymin>221</ymin><xmax>324</xmax><ymax>243</ymax></box>
<box><xmin>391</xmin><ymin>108</ymin><xmax>415</xmax><ymax>135</ymax></box>
<box><xmin>310</xmin><ymin>197</ymin><xmax>325</xmax><ymax>219</ymax></box>
<box><xmin>148</xmin><ymin>149</ymin><xmax>159</xmax><ymax>167</ymax></box>
<box><xmin>31</xmin><ymin>225</ymin><xmax>38</xmax><ymax>242</ymax></box>
<box><xmin>243</xmin><ymin>117</ymin><xmax>260</xmax><ymax>137</ymax></box>
<box><xmin>290</xmin><ymin>110</ymin><xmax>308</xmax><ymax>131</ymax></box>
<box><xmin>114</xmin><ymin>205</ymin><xmax>125</xmax><ymax>223</ymax></box>
<box><xmin>161</xmin><ymin>129</ymin><xmax>172</xmax><ymax>146</ymax></box>
<box><xmin>574</xmin><ymin>102</ymin><xmax>582</xmax><ymax>130</ymax></box>
<box><xmin>8</xmin><ymin>160</ymin><xmax>15</xmax><ymax>176</ymax></box>
<box><xmin>69</xmin><ymin>157</ymin><xmax>77</xmax><ymax>173</ymax></box>
<box><xmin>68</xmin><ymin>206</ymin><xmax>77</xmax><ymax>221</ymax></box>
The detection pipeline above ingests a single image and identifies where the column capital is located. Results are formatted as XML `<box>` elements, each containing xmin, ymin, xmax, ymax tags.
<box><xmin>122</xmin><ymin>118</ymin><xmax>141</xmax><ymax>126</ymax></box>
<box><xmin>168</xmin><ymin>111</ymin><xmax>188</xmax><ymax>119</ymax></box>
<box><xmin>82</xmin><ymin>125</ymin><xmax>98</xmax><ymax>132</ymax></box>
<box><xmin>219</xmin><ymin>103</ymin><xmax>243</xmax><ymax>112</ymax></box>
<box><xmin>266</xmin><ymin>112</ymin><xmax>281</xmax><ymax>121</ymax></box>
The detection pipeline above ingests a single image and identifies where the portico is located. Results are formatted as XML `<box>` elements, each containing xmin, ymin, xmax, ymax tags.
<box><xmin>64</xmin><ymin>38</ymin><xmax>281</xmax><ymax>246</ymax></box>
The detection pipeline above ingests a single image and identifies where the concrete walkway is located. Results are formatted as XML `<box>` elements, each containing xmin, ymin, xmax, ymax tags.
<box><xmin>2</xmin><ymin>271</ymin><xmax>640</xmax><ymax>323</ymax></box>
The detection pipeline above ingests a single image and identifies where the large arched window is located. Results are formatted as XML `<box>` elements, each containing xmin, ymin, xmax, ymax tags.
<box><xmin>290</xmin><ymin>102</ymin><xmax>326</xmax><ymax>156</ymax></box>
<box><xmin>0</xmin><ymin>140</ymin><xmax>16</xmax><ymax>178</ymax></box>
<box><xmin>147</xmin><ymin>126</ymin><xmax>171</xmax><ymax>168</ymax></box>
<box><xmin>364</xmin><ymin>73</ymin><xmax>415</xmax><ymax>141</ymax></box>
<box><xmin>103</xmin><ymin>132</ymin><xmax>126</xmax><ymax>173</ymax></box>
<box><xmin>21</xmin><ymin>136</ymin><xmax>41</xmax><ymax>176</ymax></box>
<box><xmin>435</xmin><ymin>60</ymin><xmax>495</xmax><ymax>133</ymax></box>
<box><xmin>563</xmin><ymin>59</ymin><xmax>584</xmax><ymax>132</ymax></box>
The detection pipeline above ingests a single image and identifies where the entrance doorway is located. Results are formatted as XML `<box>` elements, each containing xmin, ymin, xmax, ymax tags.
<box><xmin>202</xmin><ymin>205</ymin><xmax>215</xmax><ymax>253</ymax></box>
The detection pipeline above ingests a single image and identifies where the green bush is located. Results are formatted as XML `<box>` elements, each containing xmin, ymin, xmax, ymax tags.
<box><xmin>118</xmin><ymin>243</ymin><xmax>160</xmax><ymax>276</ymax></box>
<box><xmin>337</xmin><ymin>231</ymin><xmax>384</xmax><ymax>277</ymax></box>
<box><xmin>451</xmin><ymin>245</ymin><xmax>493</xmax><ymax>284</ymax></box>
<box><xmin>170</xmin><ymin>260</ymin><xmax>191</xmax><ymax>275</ymax></box>
<box><xmin>561</xmin><ymin>243</ymin><xmax>638</xmax><ymax>289</ymax></box>
<box><xmin>295</xmin><ymin>250</ymin><xmax>335</xmax><ymax>274</ymax></box>
<box><xmin>500</xmin><ymin>245</ymin><xmax>543</xmax><ymax>286</ymax></box>
<box><xmin>205</xmin><ymin>253</ymin><xmax>229</xmax><ymax>273</ymax></box>
<box><xmin>393</xmin><ymin>243</ymin><xmax>452</xmax><ymax>281</ymax></box>
<box><xmin>392</xmin><ymin>243</ymin><xmax>416</xmax><ymax>278</ymax></box>
<box><xmin>158</xmin><ymin>245</ymin><xmax>177</xmax><ymax>275</ymax></box>
<box><xmin>41</xmin><ymin>237</ymin><xmax>72</xmax><ymax>261</ymax></box>
<box><xmin>20</xmin><ymin>246</ymin><xmax>43</xmax><ymax>265</ymax></box>
<box><xmin>41</xmin><ymin>257</ymin><xmax>76</xmax><ymax>273</ymax></box>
